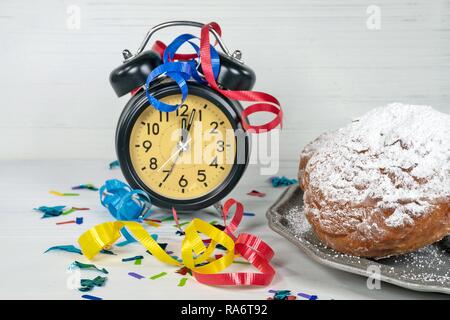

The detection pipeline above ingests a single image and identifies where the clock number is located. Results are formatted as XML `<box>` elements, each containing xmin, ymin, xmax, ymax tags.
<box><xmin>146</xmin><ymin>123</ymin><xmax>159</xmax><ymax>135</ymax></box>
<box><xmin>197</xmin><ymin>170</ymin><xmax>207</xmax><ymax>182</ymax></box>
<box><xmin>209</xmin><ymin>156</ymin><xmax>218</xmax><ymax>168</ymax></box>
<box><xmin>149</xmin><ymin>157</ymin><xmax>158</xmax><ymax>170</ymax></box>
<box><xmin>177</xmin><ymin>104</ymin><xmax>188</xmax><ymax>117</ymax></box>
<box><xmin>142</xmin><ymin>140</ymin><xmax>152</xmax><ymax>152</ymax></box>
<box><xmin>159</xmin><ymin>111</ymin><xmax>169</xmax><ymax>122</ymax></box>
<box><xmin>162</xmin><ymin>170</ymin><xmax>170</xmax><ymax>182</ymax></box>
<box><xmin>209</xmin><ymin>121</ymin><xmax>219</xmax><ymax>134</ymax></box>
<box><xmin>178</xmin><ymin>175</ymin><xmax>188</xmax><ymax>187</ymax></box>
<box><xmin>217</xmin><ymin>140</ymin><xmax>224</xmax><ymax>152</ymax></box>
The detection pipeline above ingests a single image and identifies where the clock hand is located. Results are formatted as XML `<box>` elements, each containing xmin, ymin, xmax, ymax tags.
<box><xmin>158</xmin><ymin>110</ymin><xmax>196</xmax><ymax>176</ymax></box>
<box><xmin>157</xmin><ymin>137</ymin><xmax>191</xmax><ymax>172</ymax></box>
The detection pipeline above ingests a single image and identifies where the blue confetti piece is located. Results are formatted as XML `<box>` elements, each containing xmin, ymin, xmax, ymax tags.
<box><xmin>270</xmin><ymin>176</ymin><xmax>298</xmax><ymax>187</ymax></box>
<box><xmin>109</xmin><ymin>160</ymin><xmax>120</xmax><ymax>169</ymax></box>
<box><xmin>35</xmin><ymin>206</ymin><xmax>67</xmax><ymax>218</ymax></box>
<box><xmin>81</xmin><ymin>294</ymin><xmax>103</xmax><ymax>300</ymax></box>
<box><xmin>243</xmin><ymin>212</ymin><xmax>255</xmax><ymax>217</ymax></box>
<box><xmin>45</xmin><ymin>245</ymin><xmax>82</xmax><ymax>255</ymax></box>
<box><xmin>122</xmin><ymin>255</ymin><xmax>144</xmax><ymax>262</ymax></box>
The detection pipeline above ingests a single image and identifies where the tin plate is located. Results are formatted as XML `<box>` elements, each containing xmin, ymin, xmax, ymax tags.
<box><xmin>266</xmin><ymin>185</ymin><xmax>450</xmax><ymax>294</ymax></box>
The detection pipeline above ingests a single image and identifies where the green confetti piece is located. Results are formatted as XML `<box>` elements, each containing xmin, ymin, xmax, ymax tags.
<box><xmin>161</xmin><ymin>216</ymin><xmax>174</xmax><ymax>222</ymax></box>
<box><xmin>45</xmin><ymin>245</ymin><xmax>82</xmax><ymax>255</ymax></box>
<box><xmin>134</xmin><ymin>259</ymin><xmax>142</xmax><ymax>265</ymax></box>
<box><xmin>177</xmin><ymin>277</ymin><xmax>188</xmax><ymax>287</ymax></box>
<box><xmin>149</xmin><ymin>272</ymin><xmax>167</xmax><ymax>280</ymax></box>
<box><xmin>172</xmin><ymin>221</ymin><xmax>189</xmax><ymax>228</ymax></box>
<box><xmin>233</xmin><ymin>260</ymin><xmax>251</xmax><ymax>265</ymax></box>
<box><xmin>79</xmin><ymin>276</ymin><xmax>107</xmax><ymax>292</ymax></box>
<box><xmin>62</xmin><ymin>208</ymin><xmax>76</xmax><ymax>215</ymax></box>
<box><xmin>72</xmin><ymin>261</ymin><xmax>109</xmax><ymax>274</ymax></box>
<box><xmin>209</xmin><ymin>220</ymin><xmax>218</xmax><ymax>225</ymax></box>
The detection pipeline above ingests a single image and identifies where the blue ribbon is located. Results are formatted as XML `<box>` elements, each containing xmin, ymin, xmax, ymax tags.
<box><xmin>145</xmin><ymin>33</ymin><xmax>221</xmax><ymax>112</ymax></box>
<box><xmin>99</xmin><ymin>179</ymin><xmax>152</xmax><ymax>222</ymax></box>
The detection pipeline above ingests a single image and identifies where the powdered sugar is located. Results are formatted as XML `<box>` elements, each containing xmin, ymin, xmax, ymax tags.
<box><xmin>302</xmin><ymin>103</ymin><xmax>450</xmax><ymax>228</ymax></box>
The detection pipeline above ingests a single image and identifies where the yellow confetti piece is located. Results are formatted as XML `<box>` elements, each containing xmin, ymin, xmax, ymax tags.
<box><xmin>50</xmin><ymin>190</ymin><xmax>80</xmax><ymax>197</ymax></box>
<box><xmin>145</xmin><ymin>221</ymin><xmax>161</xmax><ymax>228</ymax></box>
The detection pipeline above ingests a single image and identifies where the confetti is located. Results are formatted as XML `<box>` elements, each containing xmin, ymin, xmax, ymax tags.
<box><xmin>82</xmin><ymin>294</ymin><xmax>103</xmax><ymax>300</ymax></box>
<box><xmin>146</xmin><ymin>221</ymin><xmax>161</xmax><ymax>227</ymax></box>
<box><xmin>149</xmin><ymin>272</ymin><xmax>167</xmax><ymax>280</ymax></box>
<box><xmin>175</xmin><ymin>230</ymin><xmax>185</xmax><ymax>236</ymax></box>
<box><xmin>122</xmin><ymin>255</ymin><xmax>144</xmax><ymax>262</ymax></box>
<box><xmin>109</xmin><ymin>160</ymin><xmax>120</xmax><ymax>169</ymax></box>
<box><xmin>49</xmin><ymin>190</ymin><xmax>80</xmax><ymax>197</ymax></box>
<box><xmin>100</xmin><ymin>249</ymin><xmax>116</xmax><ymax>255</ymax></box>
<box><xmin>62</xmin><ymin>208</ymin><xmax>76</xmax><ymax>215</ymax></box>
<box><xmin>172</xmin><ymin>207</ymin><xmax>183</xmax><ymax>231</ymax></box>
<box><xmin>270</xmin><ymin>176</ymin><xmax>298</xmax><ymax>187</ymax></box>
<box><xmin>76</xmin><ymin>217</ymin><xmax>84</xmax><ymax>225</ymax></box>
<box><xmin>267</xmin><ymin>290</ymin><xmax>296</xmax><ymax>300</ymax></box>
<box><xmin>34</xmin><ymin>205</ymin><xmax>66</xmax><ymax>218</ymax></box>
<box><xmin>178</xmin><ymin>277</ymin><xmax>188</xmax><ymax>287</ymax></box>
<box><xmin>56</xmin><ymin>220</ymin><xmax>76</xmax><ymax>225</ymax></box>
<box><xmin>72</xmin><ymin>207</ymin><xmax>90</xmax><ymax>211</ymax></box>
<box><xmin>79</xmin><ymin>276</ymin><xmax>107</xmax><ymax>292</ymax></box>
<box><xmin>128</xmin><ymin>272</ymin><xmax>144</xmax><ymax>280</ymax></box>
<box><xmin>243</xmin><ymin>212</ymin><xmax>255</xmax><ymax>217</ymax></box>
<box><xmin>298</xmin><ymin>292</ymin><xmax>318</xmax><ymax>300</ymax></box>
<box><xmin>144</xmin><ymin>218</ymin><xmax>162</xmax><ymax>223</ymax></box>
<box><xmin>134</xmin><ymin>259</ymin><xmax>142</xmax><ymax>265</ymax></box>
<box><xmin>175</xmin><ymin>267</ymin><xmax>192</xmax><ymax>276</ymax></box>
<box><xmin>45</xmin><ymin>245</ymin><xmax>82</xmax><ymax>255</ymax></box>
<box><xmin>71</xmin><ymin>261</ymin><xmax>109</xmax><ymax>274</ymax></box>
<box><xmin>116</xmin><ymin>228</ymin><xmax>138</xmax><ymax>247</ymax></box>
<box><xmin>72</xmin><ymin>183</ymin><xmax>99</xmax><ymax>191</ymax></box>
<box><xmin>246</xmin><ymin>190</ymin><xmax>266</xmax><ymax>197</ymax></box>
<box><xmin>160</xmin><ymin>216</ymin><xmax>174</xmax><ymax>222</ymax></box>
<box><xmin>233</xmin><ymin>260</ymin><xmax>251</xmax><ymax>265</ymax></box>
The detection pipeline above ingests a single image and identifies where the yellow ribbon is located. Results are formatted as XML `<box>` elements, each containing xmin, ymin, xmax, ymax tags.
<box><xmin>78</xmin><ymin>219</ymin><xmax>235</xmax><ymax>274</ymax></box>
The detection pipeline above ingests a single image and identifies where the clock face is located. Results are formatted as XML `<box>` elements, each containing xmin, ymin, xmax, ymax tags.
<box><xmin>128</xmin><ymin>94</ymin><xmax>237</xmax><ymax>200</ymax></box>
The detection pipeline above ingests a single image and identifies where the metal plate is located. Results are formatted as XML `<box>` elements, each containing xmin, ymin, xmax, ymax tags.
<box><xmin>266</xmin><ymin>185</ymin><xmax>450</xmax><ymax>294</ymax></box>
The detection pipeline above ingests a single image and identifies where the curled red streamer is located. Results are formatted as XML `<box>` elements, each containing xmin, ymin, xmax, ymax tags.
<box><xmin>152</xmin><ymin>22</ymin><xmax>282</xmax><ymax>133</ymax></box>
<box><xmin>192</xmin><ymin>198</ymin><xmax>275</xmax><ymax>286</ymax></box>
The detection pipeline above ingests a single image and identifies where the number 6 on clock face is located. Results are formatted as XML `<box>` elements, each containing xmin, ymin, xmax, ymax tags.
<box><xmin>116</xmin><ymin>82</ymin><xmax>250</xmax><ymax>211</ymax></box>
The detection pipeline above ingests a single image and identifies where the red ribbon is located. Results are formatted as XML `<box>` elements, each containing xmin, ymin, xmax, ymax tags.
<box><xmin>152</xmin><ymin>22</ymin><xmax>282</xmax><ymax>133</ymax></box>
<box><xmin>192</xmin><ymin>198</ymin><xmax>275</xmax><ymax>286</ymax></box>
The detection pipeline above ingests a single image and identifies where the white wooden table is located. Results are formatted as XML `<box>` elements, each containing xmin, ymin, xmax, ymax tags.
<box><xmin>0</xmin><ymin>159</ymin><xmax>447</xmax><ymax>300</ymax></box>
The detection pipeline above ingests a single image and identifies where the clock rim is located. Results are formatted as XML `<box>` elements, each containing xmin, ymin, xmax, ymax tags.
<box><xmin>116</xmin><ymin>81</ymin><xmax>250</xmax><ymax>211</ymax></box>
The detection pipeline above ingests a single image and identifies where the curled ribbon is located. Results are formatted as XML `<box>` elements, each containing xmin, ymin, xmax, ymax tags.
<box><xmin>99</xmin><ymin>179</ymin><xmax>152</xmax><ymax>222</ymax></box>
<box><xmin>78</xmin><ymin>198</ymin><xmax>275</xmax><ymax>286</ymax></box>
<box><xmin>147</xmin><ymin>22</ymin><xmax>283</xmax><ymax>133</ymax></box>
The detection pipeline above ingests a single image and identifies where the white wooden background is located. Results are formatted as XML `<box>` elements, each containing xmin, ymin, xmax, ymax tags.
<box><xmin>0</xmin><ymin>0</ymin><xmax>449</xmax><ymax>161</ymax></box>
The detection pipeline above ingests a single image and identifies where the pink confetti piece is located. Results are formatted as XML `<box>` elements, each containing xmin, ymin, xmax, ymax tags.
<box><xmin>172</xmin><ymin>207</ymin><xmax>182</xmax><ymax>231</ymax></box>
<box><xmin>246</xmin><ymin>190</ymin><xmax>266</xmax><ymax>197</ymax></box>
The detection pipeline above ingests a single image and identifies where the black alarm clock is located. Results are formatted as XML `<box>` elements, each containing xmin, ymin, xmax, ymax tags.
<box><xmin>109</xmin><ymin>21</ymin><xmax>256</xmax><ymax>211</ymax></box>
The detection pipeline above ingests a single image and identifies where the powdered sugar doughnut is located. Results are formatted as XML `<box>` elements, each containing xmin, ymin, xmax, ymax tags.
<box><xmin>298</xmin><ymin>103</ymin><xmax>450</xmax><ymax>258</ymax></box>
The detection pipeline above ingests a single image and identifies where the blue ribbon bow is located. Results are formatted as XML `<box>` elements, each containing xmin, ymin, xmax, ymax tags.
<box><xmin>145</xmin><ymin>33</ymin><xmax>221</xmax><ymax>112</ymax></box>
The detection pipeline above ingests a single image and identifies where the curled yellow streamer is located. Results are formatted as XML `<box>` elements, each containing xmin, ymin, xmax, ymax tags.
<box><xmin>78</xmin><ymin>219</ymin><xmax>235</xmax><ymax>274</ymax></box>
